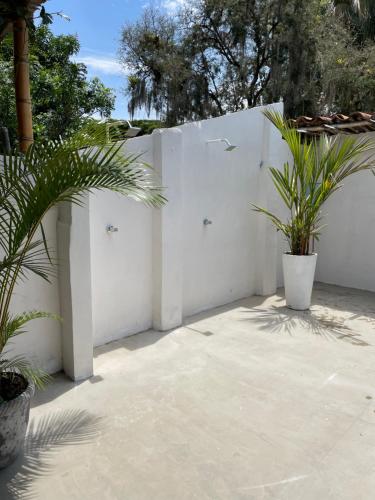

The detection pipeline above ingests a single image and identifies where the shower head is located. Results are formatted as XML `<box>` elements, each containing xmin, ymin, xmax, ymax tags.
<box><xmin>206</xmin><ymin>138</ymin><xmax>238</xmax><ymax>152</ymax></box>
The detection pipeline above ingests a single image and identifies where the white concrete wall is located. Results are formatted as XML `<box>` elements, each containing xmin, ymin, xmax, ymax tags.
<box><xmin>180</xmin><ymin>107</ymin><xmax>282</xmax><ymax>316</ymax></box>
<box><xmin>90</xmin><ymin>136</ymin><xmax>154</xmax><ymax>347</ymax></box>
<box><xmin>88</xmin><ymin>105</ymin><xmax>287</xmax><ymax>345</ymax></box>
<box><xmin>9</xmin><ymin>107</ymin><xmax>375</xmax><ymax>378</ymax></box>
<box><xmin>10</xmin><ymin>209</ymin><xmax>62</xmax><ymax>374</ymax></box>
<box><xmin>4</xmin><ymin>108</ymin><xmax>289</xmax><ymax>377</ymax></box>
<box><xmin>315</xmin><ymin>132</ymin><xmax>375</xmax><ymax>291</ymax></box>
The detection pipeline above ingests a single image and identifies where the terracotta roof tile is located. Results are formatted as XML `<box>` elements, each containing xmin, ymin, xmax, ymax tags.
<box><xmin>292</xmin><ymin>112</ymin><xmax>375</xmax><ymax>136</ymax></box>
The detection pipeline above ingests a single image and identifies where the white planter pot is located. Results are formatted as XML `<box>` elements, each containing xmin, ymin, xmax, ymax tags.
<box><xmin>282</xmin><ymin>253</ymin><xmax>317</xmax><ymax>310</ymax></box>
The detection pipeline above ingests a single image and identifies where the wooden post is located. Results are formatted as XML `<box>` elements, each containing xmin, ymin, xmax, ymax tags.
<box><xmin>13</xmin><ymin>17</ymin><xmax>33</xmax><ymax>153</ymax></box>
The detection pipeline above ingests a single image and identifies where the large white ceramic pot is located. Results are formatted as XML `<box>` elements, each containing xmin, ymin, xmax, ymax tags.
<box><xmin>282</xmin><ymin>253</ymin><xmax>317</xmax><ymax>310</ymax></box>
<box><xmin>0</xmin><ymin>376</ymin><xmax>34</xmax><ymax>469</ymax></box>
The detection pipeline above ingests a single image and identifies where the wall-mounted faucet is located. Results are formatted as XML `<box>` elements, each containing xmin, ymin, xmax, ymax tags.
<box><xmin>106</xmin><ymin>224</ymin><xmax>119</xmax><ymax>233</ymax></box>
<box><xmin>203</xmin><ymin>218</ymin><xmax>213</xmax><ymax>226</ymax></box>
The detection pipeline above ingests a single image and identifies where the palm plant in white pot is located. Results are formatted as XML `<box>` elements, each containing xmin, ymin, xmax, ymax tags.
<box><xmin>253</xmin><ymin>110</ymin><xmax>375</xmax><ymax>310</ymax></box>
<box><xmin>0</xmin><ymin>124</ymin><xmax>164</xmax><ymax>468</ymax></box>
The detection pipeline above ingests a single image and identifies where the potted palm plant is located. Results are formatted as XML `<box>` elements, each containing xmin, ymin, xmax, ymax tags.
<box><xmin>253</xmin><ymin>110</ymin><xmax>375</xmax><ymax>310</ymax></box>
<box><xmin>0</xmin><ymin>124</ymin><xmax>164</xmax><ymax>469</ymax></box>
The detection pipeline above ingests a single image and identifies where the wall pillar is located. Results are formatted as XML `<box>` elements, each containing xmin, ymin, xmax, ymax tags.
<box><xmin>255</xmin><ymin>113</ymin><xmax>278</xmax><ymax>296</ymax></box>
<box><xmin>152</xmin><ymin>128</ymin><xmax>183</xmax><ymax>331</ymax></box>
<box><xmin>57</xmin><ymin>196</ymin><xmax>94</xmax><ymax>380</ymax></box>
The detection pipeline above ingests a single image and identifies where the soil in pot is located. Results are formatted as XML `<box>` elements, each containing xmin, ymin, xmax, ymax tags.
<box><xmin>0</xmin><ymin>373</ymin><xmax>28</xmax><ymax>402</ymax></box>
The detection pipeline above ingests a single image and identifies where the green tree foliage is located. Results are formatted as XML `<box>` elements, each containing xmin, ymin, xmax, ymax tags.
<box><xmin>120</xmin><ymin>8</ymin><xmax>220</xmax><ymax>126</ymax></box>
<box><xmin>131</xmin><ymin>119</ymin><xmax>165</xmax><ymax>135</ymax></box>
<box><xmin>265</xmin><ymin>0</ymin><xmax>328</xmax><ymax>117</ymax></box>
<box><xmin>334</xmin><ymin>0</ymin><xmax>375</xmax><ymax>41</ymax></box>
<box><xmin>318</xmin><ymin>11</ymin><xmax>375</xmax><ymax>113</ymax></box>
<box><xmin>0</xmin><ymin>25</ymin><xmax>115</xmax><ymax>147</ymax></box>
<box><xmin>0</xmin><ymin>0</ymin><xmax>51</xmax><ymax>31</ymax></box>
<box><xmin>120</xmin><ymin>2</ymin><xmax>282</xmax><ymax>125</ymax></box>
<box><xmin>120</xmin><ymin>0</ymin><xmax>375</xmax><ymax>122</ymax></box>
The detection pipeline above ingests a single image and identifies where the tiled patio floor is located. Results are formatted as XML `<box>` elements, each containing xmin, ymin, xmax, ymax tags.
<box><xmin>1</xmin><ymin>283</ymin><xmax>375</xmax><ymax>499</ymax></box>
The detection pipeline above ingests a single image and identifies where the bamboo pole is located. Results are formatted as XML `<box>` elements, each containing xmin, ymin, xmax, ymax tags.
<box><xmin>13</xmin><ymin>17</ymin><xmax>33</xmax><ymax>153</ymax></box>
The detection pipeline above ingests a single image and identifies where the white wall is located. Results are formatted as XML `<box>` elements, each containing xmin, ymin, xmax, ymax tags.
<box><xmin>90</xmin><ymin>136</ymin><xmax>154</xmax><ymax>347</ymax></box>
<box><xmin>180</xmin><ymin>108</ymin><xmax>275</xmax><ymax>316</ymax></box>
<box><xmin>88</xmin><ymin>105</ymin><xmax>287</xmax><ymax>345</ymax></box>
<box><xmin>315</xmin><ymin>132</ymin><xmax>375</xmax><ymax>291</ymax></box>
<box><xmin>10</xmin><ymin>209</ymin><xmax>62</xmax><ymax>374</ymax></box>
<box><xmin>10</xmin><ymin>106</ymin><xmax>375</xmax><ymax>378</ymax></box>
<box><xmin>7</xmin><ymin>108</ymin><xmax>290</xmax><ymax>376</ymax></box>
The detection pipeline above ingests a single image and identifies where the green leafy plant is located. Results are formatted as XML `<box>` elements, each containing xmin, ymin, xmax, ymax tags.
<box><xmin>252</xmin><ymin>109</ymin><xmax>375</xmax><ymax>255</ymax></box>
<box><xmin>0</xmin><ymin>0</ymin><xmax>68</xmax><ymax>33</ymax></box>
<box><xmin>0</xmin><ymin>123</ymin><xmax>165</xmax><ymax>396</ymax></box>
<box><xmin>0</xmin><ymin>26</ymin><xmax>115</xmax><ymax>148</ymax></box>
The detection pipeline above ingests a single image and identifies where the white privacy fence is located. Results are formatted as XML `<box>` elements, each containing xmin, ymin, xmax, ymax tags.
<box><xmin>89</xmin><ymin>103</ymin><xmax>288</xmax><ymax>349</ymax></box>
<box><xmin>8</xmin><ymin>105</ymin><xmax>375</xmax><ymax>379</ymax></box>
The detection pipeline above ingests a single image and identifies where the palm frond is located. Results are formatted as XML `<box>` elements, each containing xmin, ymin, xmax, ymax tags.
<box><xmin>1</xmin><ymin>311</ymin><xmax>60</xmax><ymax>348</ymax></box>
<box><xmin>253</xmin><ymin>109</ymin><xmax>375</xmax><ymax>255</ymax></box>
<box><xmin>0</xmin><ymin>355</ymin><xmax>51</xmax><ymax>389</ymax></box>
<box><xmin>0</xmin><ymin>122</ymin><xmax>166</xmax><ymax>379</ymax></box>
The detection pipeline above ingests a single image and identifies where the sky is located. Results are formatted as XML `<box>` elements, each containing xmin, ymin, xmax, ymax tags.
<box><xmin>46</xmin><ymin>0</ymin><xmax>185</xmax><ymax>119</ymax></box>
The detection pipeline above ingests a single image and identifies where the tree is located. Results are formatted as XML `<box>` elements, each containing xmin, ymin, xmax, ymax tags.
<box><xmin>316</xmin><ymin>2</ymin><xmax>375</xmax><ymax>113</ymax></box>
<box><xmin>265</xmin><ymin>0</ymin><xmax>327</xmax><ymax>117</ymax></box>
<box><xmin>120</xmin><ymin>8</ymin><xmax>219</xmax><ymax>126</ymax></box>
<box><xmin>334</xmin><ymin>0</ymin><xmax>375</xmax><ymax>41</ymax></box>
<box><xmin>120</xmin><ymin>1</ymin><xmax>282</xmax><ymax>125</ymax></box>
<box><xmin>184</xmin><ymin>0</ymin><xmax>281</xmax><ymax>110</ymax></box>
<box><xmin>0</xmin><ymin>25</ymin><xmax>115</xmax><ymax>148</ymax></box>
<box><xmin>120</xmin><ymin>1</ymin><xmax>375</xmax><ymax>122</ymax></box>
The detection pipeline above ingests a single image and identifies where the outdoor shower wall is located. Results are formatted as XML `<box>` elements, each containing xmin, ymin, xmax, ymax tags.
<box><xmin>180</xmin><ymin>108</ymin><xmax>276</xmax><ymax>316</ymax></box>
<box><xmin>9</xmin><ymin>106</ymin><xmax>375</xmax><ymax>378</ymax></box>
<box><xmin>89</xmin><ymin>135</ymin><xmax>154</xmax><ymax>347</ymax></box>
<box><xmin>89</xmin><ymin>104</ymin><xmax>286</xmax><ymax>347</ymax></box>
<box><xmin>7</xmin><ymin>104</ymin><xmax>288</xmax><ymax>377</ymax></box>
<box><xmin>10</xmin><ymin>208</ymin><xmax>62</xmax><ymax>374</ymax></box>
<box><xmin>315</xmin><ymin>132</ymin><xmax>375</xmax><ymax>291</ymax></box>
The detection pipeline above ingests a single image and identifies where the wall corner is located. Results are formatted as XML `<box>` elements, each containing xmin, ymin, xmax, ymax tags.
<box><xmin>57</xmin><ymin>197</ymin><xmax>94</xmax><ymax>381</ymax></box>
<box><xmin>152</xmin><ymin>128</ymin><xmax>184</xmax><ymax>331</ymax></box>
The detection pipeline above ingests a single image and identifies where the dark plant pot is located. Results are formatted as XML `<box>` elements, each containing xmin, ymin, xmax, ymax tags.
<box><xmin>0</xmin><ymin>378</ymin><xmax>35</xmax><ymax>469</ymax></box>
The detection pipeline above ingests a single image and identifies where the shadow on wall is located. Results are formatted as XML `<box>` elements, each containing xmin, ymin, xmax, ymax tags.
<box><xmin>0</xmin><ymin>409</ymin><xmax>102</xmax><ymax>500</ymax></box>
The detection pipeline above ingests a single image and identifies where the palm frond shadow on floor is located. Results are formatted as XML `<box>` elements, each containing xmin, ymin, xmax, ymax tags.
<box><xmin>241</xmin><ymin>305</ymin><xmax>370</xmax><ymax>346</ymax></box>
<box><xmin>0</xmin><ymin>409</ymin><xmax>102</xmax><ymax>500</ymax></box>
